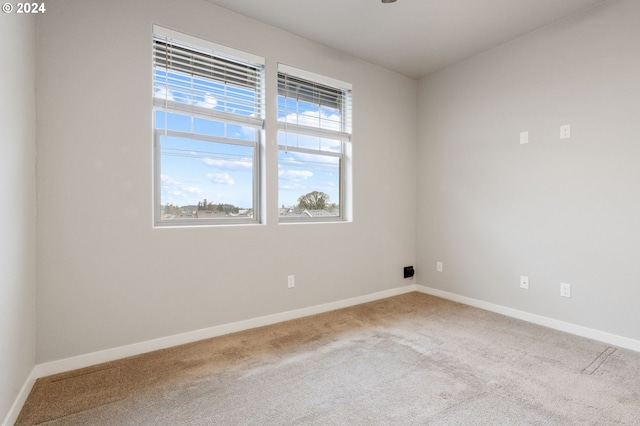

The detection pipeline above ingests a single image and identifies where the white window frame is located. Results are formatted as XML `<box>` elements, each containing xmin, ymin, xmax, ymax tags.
<box><xmin>152</xmin><ymin>26</ymin><xmax>265</xmax><ymax>227</ymax></box>
<box><xmin>277</xmin><ymin>64</ymin><xmax>352</xmax><ymax>223</ymax></box>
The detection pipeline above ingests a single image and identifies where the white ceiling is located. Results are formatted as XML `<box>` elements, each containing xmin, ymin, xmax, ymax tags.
<box><xmin>205</xmin><ymin>0</ymin><xmax>606</xmax><ymax>79</ymax></box>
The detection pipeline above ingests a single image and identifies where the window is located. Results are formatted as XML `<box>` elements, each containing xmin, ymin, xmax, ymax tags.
<box><xmin>152</xmin><ymin>27</ymin><xmax>264</xmax><ymax>225</ymax></box>
<box><xmin>277</xmin><ymin>65</ymin><xmax>352</xmax><ymax>221</ymax></box>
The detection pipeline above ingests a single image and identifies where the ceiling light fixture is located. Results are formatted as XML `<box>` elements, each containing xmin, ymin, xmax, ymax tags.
<box><xmin>381</xmin><ymin>0</ymin><xmax>397</xmax><ymax>3</ymax></box>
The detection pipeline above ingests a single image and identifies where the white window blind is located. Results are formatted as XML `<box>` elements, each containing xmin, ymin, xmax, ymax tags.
<box><xmin>277</xmin><ymin>71</ymin><xmax>352</xmax><ymax>142</ymax></box>
<box><xmin>153</xmin><ymin>35</ymin><xmax>264</xmax><ymax>128</ymax></box>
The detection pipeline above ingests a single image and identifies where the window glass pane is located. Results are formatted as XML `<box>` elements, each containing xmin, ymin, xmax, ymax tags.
<box><xmin>280</xmin><ymin>132</ymin><xmax>317</xmax><ymax>151</ymax></box>
<box><xmin>193</xmin><ymin>117</ymin><xmax>225</xmax><ymax>138</ymax></box>
<box><xmin>277</xmin><ymin>131</ymin><xmax>341</xmax><ymax>153</ymax></box>
<box><xmin>160</xmin><ymin>135</ymin><xmax>254</xmax><ymax>220</ymax></box>
<box><xmin>155</xmin><ymin>110</ymin><xmax>192</xmax><ymax>132</ymax></box>
<box><xmin>320</xmin><ymin>137</ymin><xmax>342</xmax><ymax>153</ymax></box>
<box><xmin>278</xmin><ymin>150</ymin><xmax>340</xmax><ymax>218</ymax></box>
<box><xmin>156</xmin><ymin>112</ymin><xmax>257</xmax><ymax>141</ymax></box>
<box><xmin>226</xmin><ymin>123</ymin><xmax>257</xmax><ymax>142</ymax></box>
<box><xmin>155</xmin><ymin>109</ymin><xmax>167</xmax><ymax>129</ymax></box>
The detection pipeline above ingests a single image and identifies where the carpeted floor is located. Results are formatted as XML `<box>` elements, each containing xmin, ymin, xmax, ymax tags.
<box><xmin>17</xmin><ymin>292</ymin><xmax>640</xmax><ymax>425</ymax></box>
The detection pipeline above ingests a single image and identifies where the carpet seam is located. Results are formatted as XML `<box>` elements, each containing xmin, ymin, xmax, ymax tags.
<box><xmin>581</xmin><ymin>346</ymin><xmax>617</xmax><ymax>376</ymax></box>
<box><xmin>47</xmin><ymin>365</ymin><xmax>122</xmax><ymax>383</ymax></box>
<box><xmin>33</xmin><ymin>398</ymin><xmax>127</xmax><ymax>425</ymax></box>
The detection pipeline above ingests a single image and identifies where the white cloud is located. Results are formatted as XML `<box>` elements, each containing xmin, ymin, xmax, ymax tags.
<box><xmin>154</xmin><ymin>89</ymin><xmax>219</xmax><ymax>110</ymax></box>
<box><xmin>279</xmin><ymin>170</ymin><xmax>313</xmax><ymax>181</ymax></box>
<box><xmin>194</xmin><ymin>93</ymin><xmax>218</xmax><ymax>109</ymax></box>
<box><xmin>161</xmin><ymin>175</ymin><xmax>205</xmax><ymax>203</ymax></box>
<box><xmin>280</xmin><ymin>152</ymin><xmax>340</xmax><ymax>167</ymax></box>
<box><xmin>154</xmin><ymin>87</ymin><xmax>175</xmax><ymax>102</ymax></box>
<box><xmin>206</xmin><ymin>172</ymin><xmax>235</xmax><ymax>185</ymax></box>
<box><xmin>202</xmin><ymin>158</ymin><xmax>253</xmax><ymax>170</ymax></box>
<box><xmin>161</xmin><ymin>174</ymin><xmax>182</xmax><ymax>185</ymax></box>
<box><xmin>279</xmin><ymin>182</ymin><xmax>308</xmax><ymax>191</ymax></box>
<box><xmin>282</xmin><ymin>110</ymin><xmax>341</xmax><ymax>131</ymax></box>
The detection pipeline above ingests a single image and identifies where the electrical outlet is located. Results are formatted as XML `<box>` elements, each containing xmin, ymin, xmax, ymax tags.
<box><xmin>520</xmin><ymin>131</ymin><xmax>529</xmax><ymax>145</ymax></box>
<box><xmin>436</xmin><ymin>262</ymin><xmax>443</xmax><ymax>272</ymax></box>
<box><xmin>288</xmin><ymin>275</ymin><xmax>295</xmax><ymax>288</ymax></box>
<box><xmin>560</xmin><ymin>124</ymin><xmax>571</xmax><ymax>139</ymax></box>
<box><xmin>520</xmin><ymin>276</ymin><xmax>529</xmax><ymax>289</ymax></box>
<box><xmin>560</xmin><ymin>282</ymin><xmax>571</xmax><ymax>298</ymax></box>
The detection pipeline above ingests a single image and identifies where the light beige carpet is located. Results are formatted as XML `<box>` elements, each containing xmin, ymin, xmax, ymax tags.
<box><xmin>17</xmin><ymin>292</ymin><xmax>640</xmax><ymax>425</ymax></box>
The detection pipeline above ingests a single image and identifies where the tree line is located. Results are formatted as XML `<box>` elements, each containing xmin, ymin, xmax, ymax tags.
<box><xmin>165</xmin><ymin>191</ymin><xmax>335</xmax><ymax>215</ymax></box>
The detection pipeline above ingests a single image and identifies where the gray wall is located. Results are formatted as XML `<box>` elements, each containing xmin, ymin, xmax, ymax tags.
<box><xmin>35</xmin><ymin>0</ymin><xmax>417</xmax><ymax>363</ymax></box>
<box><xmin>0</xmin><ymin>13</ymin><xmax>36</xmax><ymax>422</ymax></box>
<box><xmin>417</xmin><ymin>0</ymin><xmax>640</xmax><ymax>340</ymax></box>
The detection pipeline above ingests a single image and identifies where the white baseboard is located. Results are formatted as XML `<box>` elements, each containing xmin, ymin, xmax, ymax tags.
<box><xmin>37</xmin><ymin>285</ymin><xmax>420</xmax><ymax>377</ymax></box>
<box><xmin>4</xmin><ymin>285</ymin><xmax>417</xmax><ymax>425</ymax></box>
<box><xmin>415</xmin><ymin>284</ymin><xmax>640</xmax><ymax>353</ymax></box>
<box><xmin>2</xmin><ymin>370</ymin><xmax>38</xmax><ymax>426</ymax></box>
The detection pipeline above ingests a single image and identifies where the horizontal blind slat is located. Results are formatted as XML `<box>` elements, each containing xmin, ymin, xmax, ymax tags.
<box><xmin>153</xmin><ymin>40</ymin><xmax>261</xmax><ymax>89</ymax></box>
<box><xmin>277</xmin><ymin>71</ymin><xmax>352</xmax><ymax>137</ymax></box>
<box><xmin>153</xmin><ymin>35</ymin><xmax>264</xmax><ymax>120</ymax></box>
<box><xmin>278</xmin><ymin>74</ymin><xmax>342</xmax><ymax>108</ymax></box>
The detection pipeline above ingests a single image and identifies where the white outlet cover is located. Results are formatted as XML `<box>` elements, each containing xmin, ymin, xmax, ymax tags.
<box><xmin>560</xmin><ymin>282</ymin><xmax>571</xmax><ymax>298</ymax></box>
<box><xmin>520</xmin><ymin>131</ymin><xmax>529</xmax><ymax>145</ymax></box>
<box><xmin>520</xmin><ymin>276</ymin><xmax>529</xmax><ymax>289</ymax></box>
<box><xmin>560</xmin><ymin>124</ymin><xmax>571</xmax><ymax>139</ymax></box>
<box><xmin>436</xmin><ymin>262</ymin><xmax>443</xmax><ymax>272</ymax></box>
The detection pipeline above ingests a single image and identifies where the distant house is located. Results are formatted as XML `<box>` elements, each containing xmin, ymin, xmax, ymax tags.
<box><xmin>196</xmin><ymin>210</ymin><xmax>226</xmax><ymax>219</ymax></box>
<box><xmin>279</xmin><ymin>207</ymin><xmax>339</xmax><ymax>218</ymax></box>
<box><xmin>235</xmin><ymin>209</ymin><xmax>253</xmax><ymax>218</ymax></box>
<box><xmin>162</xmin><ymin>212</ymin><xmax>196</xmax><ymax>220</ymax></box>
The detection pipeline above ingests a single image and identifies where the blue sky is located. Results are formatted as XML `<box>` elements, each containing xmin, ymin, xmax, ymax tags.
<box><xmin>277</xmin><ymin>140</ymin><xmax>340</xmax><ymax>208</ymax></box>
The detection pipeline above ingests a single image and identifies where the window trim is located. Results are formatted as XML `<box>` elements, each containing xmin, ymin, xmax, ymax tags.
<box><xmin>153</xmin><ymin>26</ymin><xmax>265</xmax><ymax>67</ymax></box>
<box><xmin>277</xmin><ymin>64</ymin><xmax>352</xmax><ymax>223</ymax></box>
<box><xmin>152</xmin><ymin>26</ymin><xmax>265</xmax><ymax>227</ymax></box>
<box><xmin>153</xmin><ymin>128</ymin><xmax>261</xmax><ymax>226</ymax></box>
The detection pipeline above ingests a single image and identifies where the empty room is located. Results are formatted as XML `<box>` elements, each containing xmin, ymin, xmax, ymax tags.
<box><xmin>2</xmin><ymin>0</ymin><xmax>639</xmax><ymax>424</ymax></box>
